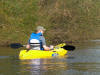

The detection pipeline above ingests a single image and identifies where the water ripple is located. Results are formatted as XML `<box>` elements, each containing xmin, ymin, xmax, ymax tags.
<box><xmin>0</xmin><ymin>56</ymin><xmax>9</xmax><ymax>59</ymax></box>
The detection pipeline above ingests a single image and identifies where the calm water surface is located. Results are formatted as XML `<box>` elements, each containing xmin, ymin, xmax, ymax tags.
<box><xmin>0</xmin><ymin>41</ymin><xmax>100</xmax><ymax>75</ymax></box>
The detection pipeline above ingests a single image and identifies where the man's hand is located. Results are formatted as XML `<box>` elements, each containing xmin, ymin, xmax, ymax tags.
<box><xmin>26</xmin><ymin>44</ymin><xmax>30</xmax><ymax>49</ymax></box>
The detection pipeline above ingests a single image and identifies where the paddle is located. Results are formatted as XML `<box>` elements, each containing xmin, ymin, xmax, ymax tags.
<box><xmin>61</xmin><ymin>45</ymin><xmax>75</xmax><ymax>51</ymax></box>
<box><xmin>10</xmin><ymin>43</ymin><xmax>75</xmax><ymax>51</ymax></box>
<box><xmin>10</xmin><ymin>43</ymin><xmax>25</xmax><ymax>49</ymax></box>
<box><xmin>54</xmin><ymin>43</ymin><xmax>75</xmax><ymax>51</ymax></box>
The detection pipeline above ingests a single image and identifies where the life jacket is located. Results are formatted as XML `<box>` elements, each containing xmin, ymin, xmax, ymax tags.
<box><xmin>29</xmin><ymin>32</ymin><xmax>43</xmax><ymax>50</ymax></box>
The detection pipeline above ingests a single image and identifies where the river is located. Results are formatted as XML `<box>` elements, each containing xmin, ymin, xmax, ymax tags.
<box><xmin>0</xmin><ymin>40</ymin><xmax>100</xmax><ymax>75</ymax></box>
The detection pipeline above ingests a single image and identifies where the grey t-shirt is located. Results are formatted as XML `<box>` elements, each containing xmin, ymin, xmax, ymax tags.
<box><xmin>40</xmin><ymin>36</ymin><xmax>46</xmax><ymax>46</ymax></box>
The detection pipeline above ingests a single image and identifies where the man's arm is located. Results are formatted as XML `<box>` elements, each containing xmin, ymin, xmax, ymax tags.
<box><xmin>40</xmin><ymin>36</ymin><xmax>53</xmax><ymax>51</ymax></box>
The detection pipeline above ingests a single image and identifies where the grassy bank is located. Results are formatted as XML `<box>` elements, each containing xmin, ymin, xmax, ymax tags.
<box><xmin>0</xmin><ymin>0</ymin><xmax>100</xmax><ymax>46</ymax></box>
<box><xmin>0</xmin><ymin>0</ymin><xmax>39</xmax><ymax>46</ymax></box>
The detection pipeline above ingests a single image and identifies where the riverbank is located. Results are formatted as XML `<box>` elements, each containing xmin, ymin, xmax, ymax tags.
<box><xmin>0</xmin><ymin>0</ymin><xmax>100</xmax><ymax>46</ymax></box>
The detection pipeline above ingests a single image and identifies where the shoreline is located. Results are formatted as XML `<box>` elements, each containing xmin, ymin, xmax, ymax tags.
<box><xmin>0</xmin><ymin>40</ymin><xmax>89</xmax><ymax>47</ymax></box>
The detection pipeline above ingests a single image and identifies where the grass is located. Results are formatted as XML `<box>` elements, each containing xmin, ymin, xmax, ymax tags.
<box><xmin>0</xmin><ymin>0</ymin><xmax>100</xmax><ymax>45</ymax></box>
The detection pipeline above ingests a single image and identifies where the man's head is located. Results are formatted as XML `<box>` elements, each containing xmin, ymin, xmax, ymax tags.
<box><xmin>36</xmin><ymin>26</ymin><xmax>46</xmax><ymax>33</ymax></box>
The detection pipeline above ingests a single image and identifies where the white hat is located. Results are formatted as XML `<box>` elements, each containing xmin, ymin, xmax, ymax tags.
<box><xmin>36</xmin><ymin>26</ymin><xmax>46</xmax><ymax>31</ymax></box>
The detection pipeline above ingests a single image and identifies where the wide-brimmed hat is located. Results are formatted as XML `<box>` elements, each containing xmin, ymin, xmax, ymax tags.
<box><xmin>36</xmin><ymin>26</ymin><xmax>46</xmax><ymax>31</ymax></box>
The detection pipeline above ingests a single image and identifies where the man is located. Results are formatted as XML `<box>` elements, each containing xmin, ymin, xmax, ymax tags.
<box><xmin>26</xmin><ymin>26</ymin><xmax>53</xmax><ymax>50</ymax></box>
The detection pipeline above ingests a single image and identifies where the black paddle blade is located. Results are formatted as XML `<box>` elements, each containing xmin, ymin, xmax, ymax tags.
<box><xmin>62</xmin><ymin>45</ymin><xmax>75</xmax><ymax>51</ymax></box>
<box><xmin>10</xmin><ymin>43</ymin><xmax>23</xmax><ymax>49</ymax></box>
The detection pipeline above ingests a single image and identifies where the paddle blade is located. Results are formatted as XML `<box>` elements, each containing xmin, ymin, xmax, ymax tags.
<box><xmin>10</xmin><ymin>43</ymin><xmax>23</xmax><ymax>49</ymax></box>
<box><xmin>62</xmin><ymin>45</ymin><xmax>75</xmax><ymax>51</ymax></box>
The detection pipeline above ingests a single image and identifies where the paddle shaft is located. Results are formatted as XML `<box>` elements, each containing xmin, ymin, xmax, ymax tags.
<box><xmin>10</xmin><ymin>43</ymin><xmax>75</xmax><ymax>51</ymax></box>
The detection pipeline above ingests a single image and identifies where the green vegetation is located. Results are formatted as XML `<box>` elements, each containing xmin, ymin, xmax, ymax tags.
<box><xmin>0</xmin><ymin>0</ymin><xmax>100</xmax><ymax>46</ymax></box>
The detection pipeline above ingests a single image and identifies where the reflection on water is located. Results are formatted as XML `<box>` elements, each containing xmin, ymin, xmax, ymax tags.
<box><xmin>0</xmin><ymin>41</ymin><xmax>100</xmax><ymax>75</ymax></box>
<box><xmin>19</xmin><ymin>58</ymin><xmax>68</xmax><ymax>75</ymax></box>
<box><xmin>0</xmin><ymin>56</ymin><xmax>9</xmax><ymax>59</ymax></box>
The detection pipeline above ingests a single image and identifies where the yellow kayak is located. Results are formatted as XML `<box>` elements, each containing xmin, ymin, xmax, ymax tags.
<box><xmin>19</xmin><ymin>43</ymin><xmax>68</xmax><ymax>59</ymax></box>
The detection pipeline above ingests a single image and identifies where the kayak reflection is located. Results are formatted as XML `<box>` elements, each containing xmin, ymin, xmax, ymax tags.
<box><xmin>19</xmin><ymin>58</ymin><xmax>68</xmax><ymax>75</ymax></box>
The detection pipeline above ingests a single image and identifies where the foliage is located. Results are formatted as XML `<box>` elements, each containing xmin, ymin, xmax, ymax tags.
<box><xmin>0</xmin><ymin>0</ymin><xmax>100</xmax><ymax>45</ymax></box>
<box><xmin>38</xmin><ymin>0</ymin><xmax>100</xmax><ymax>44</ymax></box>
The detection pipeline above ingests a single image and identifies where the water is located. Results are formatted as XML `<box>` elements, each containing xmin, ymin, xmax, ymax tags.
<box><xmin>0</xmin><ymin>40</ymin><xmax>100</xmax><ymax>75</ymax></box>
